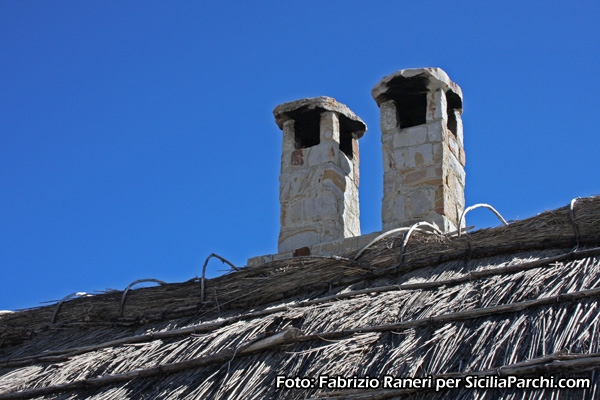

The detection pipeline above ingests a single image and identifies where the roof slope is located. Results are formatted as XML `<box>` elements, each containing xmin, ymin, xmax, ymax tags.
<box><xmin>1</xmin><ymin>197</ymin><xmax>600</xmax><ymax>399</ymax></box>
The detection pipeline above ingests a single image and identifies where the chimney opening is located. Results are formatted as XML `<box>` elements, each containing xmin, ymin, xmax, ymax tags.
<box><xmin>395</xmin><ymin>93</ymin><xmax>427</xmax><ymax>128</ymax></box>
<box><xmin>447</xmin><ymin>108</ymin><xmax>457</xmax><ymax>137</ymax></box>
<box><xmin>339</xmin><ymin>130</ymin><xmax>353</xmax><ymax>159</ymax></box>
<box><xmin>445</xmin><ymin>90</ymin><xmax>462</xmax><ymax>138</ymax></box>
<box><xmin>374</xmin><ymin>73</ymin><xmax>429</xmax><ymax>129</ymax></box>
<box><xmin>288</xmin><ymin>107</ymin><xmax>321</xmax><ymax>149</ymax></box>
<box><xmin>339</xmin><ymin>118</ymin><xmax>355</xmax><ymax>159</ymax></box>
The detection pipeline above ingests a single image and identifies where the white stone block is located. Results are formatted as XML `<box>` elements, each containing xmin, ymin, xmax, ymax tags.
<box><xmin>307</xmin><ymin>142</ymin><xmax>338</xmax><ymax>167</ymax></box>
<box><xmin>344</xmin><ymin>215</ymin><xmax>360</xmax><ymax>237</ymax></box>
<box><xmin>392</xmin><ymin>147</ymin><xmax>410</xmax><ymax>169</ymax></box>
<box><xmin>448</xmin><ymin>135</ymin><xmax>460</xmax><ymax>159</ymax></box>
<box><xmin>427</xmin><ymin>120</ymin><xmax>446</xmax><ymax>143</ymax></box>
<box><xmin>304</xmin><ymin>192</ymin><xmax>339</xmax><ymax>220</ymax></box>
<box><xmin>445</xmin><ymin>152</ymin><xmax>466</xmax><ymax>184</ymax></box>
<box><xmin>427</xmin><ymin>89</ymin><xmax>447</xmax><ymax>121</ymax></box>
<box><xmin>282</xmin><ymin>120</ymin><xmax>295</xmax><ymax>152</ymax></box>
<box><xmin>319</xmin><ymin>240</ymin><xmax>344</xmax><ymax>256</ymax></box>
<box><xmin>410</xmin><ymin>188</ymin><xmax>433</xmax><ymax>216</ymax></box>
<box><xmin>446</xmin><ymin>170</ymin><xmax>464</xmax><ymax>198</ymax></box>
<box><xmin>279</xmin><ymin>229</ymin><xmax>320</xmax><ymax>252</ymax></box>
<box><xmin>320</xmin><ymin>112</ymin><xmax>340</xmax><ymax>143</ymax></box>
<box><xmin>380</xmin><ymin>100</ymin><xmax>398</xmax><ymax>133</ymax></box>
<box><xmin>343</xmin><ymin>179</ymin><xmax>354</xmax><ymax>200</ymax></box>
<box><xmin>393</xmin><ymin>125</ymin><xmax>428</xmax><ymax>148</ymax></box>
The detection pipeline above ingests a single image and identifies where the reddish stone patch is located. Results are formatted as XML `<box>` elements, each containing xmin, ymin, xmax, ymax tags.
<box><xmin>291</xmin><ymin>150</ymin><xmax>304</xmax><ymax>166</ymax></box>
<box><xmin>293</xmin><ymin>246</ymin><xmax>311</xmax><ymax>257</ymax></box>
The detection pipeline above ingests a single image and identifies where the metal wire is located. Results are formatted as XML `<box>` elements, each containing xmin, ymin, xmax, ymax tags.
<box><xmin>458</xmin><ymin>203</ymin><xmax>508</xmax><ymax>237</ymax></box>
<box><xmin>119</xmin><ymin>279</ymin><xmax>166</xmax><ymax>317</ymax></box>
<box><xmin>201</xmin><ymin>253</ymin><xmax>238</xmax><ymax>303</ymax></box>
<box><xmin>51</xmin><ymin>292</ymin><xmax>92</xmax><ymax>326</ymax></box>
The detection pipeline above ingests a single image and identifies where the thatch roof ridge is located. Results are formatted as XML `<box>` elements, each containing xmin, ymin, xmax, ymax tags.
<box><xmin>1</xmin><ymin>245</ymin><xmax>599</xmax><ymax>398</ymax></box>
<box><xmin>2</xmin><ymin>276</ymin><xmax>600</xmax><ymax>400</ymax></box>
<box><xmin>1</xmin><ymin>197</ymin><xmax>599</xmax><ymax>344</ymax></box>
<box><xmin>1</xmin><ymin>196</ymin><xmax>599</xmax><ymax>399</ymax></box>
<box><xmin>3</xmin><ymin>246</ymin><xmax>600</xmax><ymax>370</ymax></box>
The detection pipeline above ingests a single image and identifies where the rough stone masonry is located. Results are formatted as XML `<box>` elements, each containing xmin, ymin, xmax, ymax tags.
<box><xmin>373</xmin><ymin>68</ymin><xmax>465</xmax><ymax>233</ymax></box>
<box><xmin>248</xmin><ymin>67</ymin><xmax>465</xmax><ymax>267</ymax></box>
<box><xmin>273</xmin><ymin>97</ymin><xmax>367</xmax><ymax>253</ymax></box>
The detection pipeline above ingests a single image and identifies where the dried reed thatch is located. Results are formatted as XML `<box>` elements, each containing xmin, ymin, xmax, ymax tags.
<box><xmin>0</xmin><ymin>196</ymin><xmax>599</xmax><ymax>399</ymax></box>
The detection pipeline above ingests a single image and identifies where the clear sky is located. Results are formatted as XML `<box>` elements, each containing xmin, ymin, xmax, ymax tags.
<box><xmin>1</xmin><ymin>1</ymin><xmax>599</xmax><ymax>311</ymax></box>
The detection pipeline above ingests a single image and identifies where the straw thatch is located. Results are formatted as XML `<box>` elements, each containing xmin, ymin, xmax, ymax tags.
<box><xmin>0</xmin><ymin>196</ymin><xmax>599</xmax><ymax>399</ymax></box>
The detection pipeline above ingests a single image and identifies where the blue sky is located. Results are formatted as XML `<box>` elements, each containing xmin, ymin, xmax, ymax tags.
<box><xmin>1</xmin><ymin>1</ymin><xmax>599</xmax><ymax>311</ymax></box>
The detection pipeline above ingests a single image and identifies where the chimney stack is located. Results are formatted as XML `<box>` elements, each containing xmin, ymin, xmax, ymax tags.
<box><xmin>372</xmin><ymin>68</ymin><xmax>465</xmax><ymax>232</ymax></box>
<box><xmin>274</xmin><ymin>97</ymin><xmax>367</xmax><ymax>253</ymax></box>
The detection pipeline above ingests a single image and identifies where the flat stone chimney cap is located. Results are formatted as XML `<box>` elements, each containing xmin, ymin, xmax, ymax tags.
<box><xmin>273</xmin><ymin>96</ymin><xmax>367</xmax><ymax>139</ymax></box>
<box><xmin>372</xmin><ymin>68</ymin><xmax>463</xmax><ymax>108</ymax></box>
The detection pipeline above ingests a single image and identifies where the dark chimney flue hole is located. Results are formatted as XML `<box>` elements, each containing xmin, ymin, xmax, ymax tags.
<box><xmin>339</xmin><ymin>117</ymin><xmax>356</xmax><ymax>159</ymax></box>
<box><xmin>289</xmin><ymin>108</ymin><xmax>321</xmax><ymax>150</ymax></box>
<box><xmin>445</xmin><ymin>90</ymin><xmax>462</xmax><ymax>138</ymax></box>
<box><xmin>377</xmin><ymin>74</ymin><xmax>429</xmax><ymax>129</ymax></box>
<box><xmin>395</xmin><ymin>93</ymin><xmax>427</xmax><ymax>128</ymax></box>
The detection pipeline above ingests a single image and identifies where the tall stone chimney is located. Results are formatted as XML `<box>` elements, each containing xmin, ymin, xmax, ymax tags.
<box><xmin>372</xmin><ymin>68</ymin><xmax>465</xmax><ymax>232</ymax></box>
<box><xmin>274</xmin><ymin>97</ymin><xmax>367</xmax><ymax>253</ymax></box>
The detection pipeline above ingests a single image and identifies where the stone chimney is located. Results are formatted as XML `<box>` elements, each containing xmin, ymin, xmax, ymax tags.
<box><xmin>372</xmin><ymin>68</ymin><xmax>465</xmax><ymax>232</ymax></box>
<box><xmin>274</xmin><ymin>97</ymin><xmax>367</xmax><ymax>253</ymax></box>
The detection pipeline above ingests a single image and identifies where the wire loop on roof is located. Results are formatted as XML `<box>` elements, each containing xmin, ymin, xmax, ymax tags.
<box><xmin>354</xmin><ymin>224</ymin><xmax>441</xmax><ymax>261</ymax></box>
<box><xmin>50</xmin><ymin>292</ymin><xmax>92</xmax><ymax>326</ymax></box>
<box><xmin>119</xmin><ymin>279</ymin><xmax>166</xmax><ymax>317</ymax></box>
<box><xmin>458</xmin><ymin>203</ymin><xmax>508</xmax><ymax>237</ymax></box>
<box><xmin>201</xmin><ymin>253</ymin><xmax>238</xmax><ymax>303</ymax></box>
<box><xmin>398</xmin><ymin>222</ymin><xmax>443</xmax><ymax>267</ymax></box>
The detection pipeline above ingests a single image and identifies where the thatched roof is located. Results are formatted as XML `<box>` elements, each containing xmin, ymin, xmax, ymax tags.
<box><xmin>1</xmin><ymin>196</ymin><xmax>600</xmax><ymax>399</ymax></box>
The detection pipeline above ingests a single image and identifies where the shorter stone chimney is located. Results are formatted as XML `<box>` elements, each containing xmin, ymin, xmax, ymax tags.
<box><xmin>274</xmin><ymin>97</ymin><xmax>367</xmax><ymax>253</ymax></box>
<box><xmin>372</xmin><ymin>68</ymin><xmax>465</xmax><ymax>232</ymax></box>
